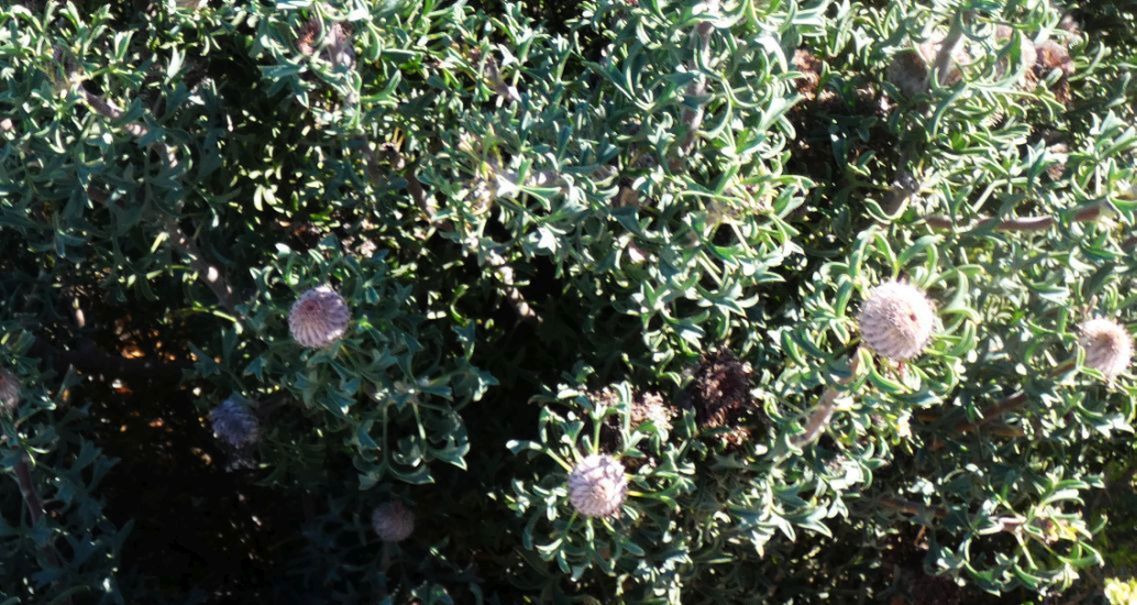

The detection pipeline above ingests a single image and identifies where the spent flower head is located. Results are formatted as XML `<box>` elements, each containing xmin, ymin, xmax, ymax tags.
<box><xmin>209</xmin><ymin>397</ymin><xmax>260</xmax><ymax>448</ymax></box>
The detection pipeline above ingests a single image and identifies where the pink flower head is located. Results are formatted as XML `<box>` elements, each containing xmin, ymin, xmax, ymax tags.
<box><xmin>289</xmin><ymin>286</ymin><xmax>350</xmax><ymax>348</ymax></box>
<box><xmin>568</xmin><ymin>454</ymin><xmax>627</xmax><ymax>518</ymax></box>
<box><xmin>858</xmin><ymin>280</ymin><xmax>937</xmax><ymax>361</ymax></box>
<box><xmin>1079</xmin><ymin>317</ymin><xmax>1132</xmax><ymax>381</ymax></box>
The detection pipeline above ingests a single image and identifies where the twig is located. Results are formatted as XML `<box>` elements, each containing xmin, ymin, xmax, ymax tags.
<box><xmin>923</xmin><ymin>202</ymin><xmax>1105</xmax><ymax>234</ymax></box>
<box><xmin>880</xmin><ymin>152</ymin><xmax>920</xmax><ymax>217</ymax></box>
<box><xmin>930</xmin><ymin>360</ymin><xmax>1076</xmax><ymax>450</ymax></box>
<box><xmin>81</xmin><ymin>87</ymin><xmax>178</xmax><ymax>170</ymax></box>
<box><xmin>483</xmin><ymin>248</ymin><xmax>541</xmax><ymax>324</ymax></box>
<box><xmin>13</xmin><ymin>456</ymin><xmax>45</xmax><ymax>526</ymax></box>
<box><xmin>793</xmin><ymin>351</ymin><xmax>862</xmax><ymax>446</ymax></box>
<box><xmin>877</xmin><ymin>496</ymin><xmax>947</xmax><ymax>518</ymax></box>
<box><xmin>677</xmin><ymin>0</ymin><xmax>718</xmax><ymax>156</ymax></box>
<box><xmin>162</xmin><ymin>218</ymin><xmax>238</xmax><ymax>315</ymax></box>
<box><xmin>12</xmin><ymin>454</ymin><xmax>69</xmax><ymax>576</ymax></box>
<box><xmin>950</xmin><ymin>392</ymin><xmax>1027</xmax><ymax>436</ymax></box>
<box><xmin>927</xmin><ymin>14</ymin><xmax>966</xmax><ymax>89</ymax></box>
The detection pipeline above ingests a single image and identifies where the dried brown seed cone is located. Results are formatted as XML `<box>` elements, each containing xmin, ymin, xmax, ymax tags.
<box><xmin>792</xmin><ymin>49</ymin><xmax>822</xmax><ymax>99</ymax></box>
<box><xmin>1031</xmin><ymin>39</ymin><xmax>1075</xmax><ymax>104</ymax></box>
<box><xmin>886</xmin><ymin>35</ymin><xmax>968</xmax><ymax>98</ymax></box>
<box><xmin>688</xmin><ymin>349</ymin><xmax>754</xmax><ymax>429</ymax></box>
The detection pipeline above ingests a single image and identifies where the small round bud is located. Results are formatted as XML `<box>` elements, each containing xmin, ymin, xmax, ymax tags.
<box><xmin>1079</xmin><ymin>318</ymin><xmax>1132</xmax><ymax>381</ymax></box>
<box><xmin>857</xmin><ymin>281</ymin><xmax>937</xmax><ymax>361</ymax></box>
<box><xmin>289</xmin><ymin>286</ymin><xmax>350</xmax><ymax>348</ymax></box>
<box><xmin>209</xmin><ymin>397</ymin><xmax>259</xmax><ymax>448</ymax></box>
<box><xmin>567</xmin><ymin>454</ymin><xmax>627</xmax><ymax>518</ymax></box>
<box><xmin>0</xmin><ymin>369</ymin><xmax>21</xmax><ymax>415</ymax></box>
<box><xmin>372</xmin><ymin>501</ymin><xmax>414</xmax><ymax>542</ymax></box>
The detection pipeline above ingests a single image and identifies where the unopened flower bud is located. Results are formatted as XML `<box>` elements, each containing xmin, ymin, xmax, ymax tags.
<box><xmin>0</xmin><ymin>369</ymin><xmax>21</xmax><ymax>415</ymax></box>
<box><xmin>209</xmin><ymin>397</ymin><xmax>259</xmax><ymax>448</ymax></box>
<box><xmin>289</xmin><ymin>286</ymin><xmax>350</xmax><ymax>348</ymax></box>
<box><xmin>857</xmin><ymin>281</ymin><xmax>937</xmax><ymax>361</ymax></box>
<box><xmin>1079</xmin><ymin>318</ymin><xmax>1132</xmax><ymax>381</ymax></box>
<box><xmin>567</xmin><ymin>454</ymin><xmax>627</xmax><ymax>518</ymax></box>
<box><xmin>372</xmin><ymin>501</ymin><xmax>415</xmax><ymax>542</ymax></box>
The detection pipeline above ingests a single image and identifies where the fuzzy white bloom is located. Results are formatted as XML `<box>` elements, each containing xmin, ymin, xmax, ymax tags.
<box><xmin>567</xmin><ymin>454</ymin><xmax>627</xmax><ymax>518</ymax></box>
<box><xmin>1079</xmin><ymin>318</ymin><xmax>1133</xmax><ymax>381</ymax></box>
<box><xmin>372</xmin><ymin>501</ymin><xmax>415</xmax><ymax>542</ymax></box>
<box><xmin>0</xmin><ymin>369</ymin><xmax>20</xmax><ymax>415</ymax></box>
<box><xmin>857</xmin><ymin>281</ymin><xmax>937</xmax><ymax>361</ymax></box>
<box><xmin>209</xmin><ymin>397</ymin><xmax>259</xmax><ymax>448</ymax></box>
<box><xmin>289</xmin><ymin>286</ymin><xmax>350</xmax><ymax>348</ymax></box>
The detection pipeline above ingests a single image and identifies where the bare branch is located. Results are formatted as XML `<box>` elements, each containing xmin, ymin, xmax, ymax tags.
<box><xmin>12</xmin><ymin>456</ymin><xmax>45</xmax><ymax>526</ymax></box>
<box><xmin>923</xmin><ymin>202</ymin><xmax>1105</xmax><ymax>234</ymax></box>
<box><xmin>162</xmin><ymin>218</ymin><xmax>237</xmax><ymax>316</ymax></box>
<box><xmin>793</xmin><ymin>351</ymin><xmax>862</xmax><ymax>446</ymax></box>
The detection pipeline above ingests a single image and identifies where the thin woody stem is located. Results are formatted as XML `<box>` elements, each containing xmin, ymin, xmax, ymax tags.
<box><xmin>793</xmin><ymin>351</ymin><xmax>863</xmax><ymax>446</ymax></box>
<box><xmin>13</xmin><ymin>456</ymin><xmax>45</xmax><ymax>526</ymax></box>
<box><xmin>924</xmin><ymin>202</ymin><xmax>1106</xmax><ymax>234</ymax></box>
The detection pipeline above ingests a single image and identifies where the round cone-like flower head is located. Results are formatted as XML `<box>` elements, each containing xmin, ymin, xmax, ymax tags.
<box><xmin>858</xmin><ymin>281</ymin><xmax>937</xmax><ymax>361</ymax></box>
<box><xmin>209</xmin><ymin>397</ymin><xmax>259</xmax><ymax>448</ymax></box>
<box><xmin>289</xmin><ymin>286</ymin><xmax>350</xmax><ymax>348</ymax></box>
<box><xmin>0</xmin><ymin>369</ymin><xmax>20</xmax><ymax>415</ymax></box>
<box><xmin>567</xmin><ymin>454</ymin><xmax>627</xmax><ymax>518</ymax></box>
<box><xmin>372</xmin><ymin>501</ymin><xmax>414</xmax><ymax>542</ymax></box>
<box><xmin>1079</xmin><ymin>318</ymin><xmax>1132</xmax><ymax>380</ymax></box>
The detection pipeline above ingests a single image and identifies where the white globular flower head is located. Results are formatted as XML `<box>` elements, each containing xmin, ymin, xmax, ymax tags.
<box><xmin>0</xmin><ymin>369</ymin><xmax>21</xmax><ymax>415</ymax></box>
<box><xmin>857</xmin><ymin>280</ymin><xmax>937</xmax><ymax>361</ymax></box>
<box><xmin>289</xmin><ymin>286</ymin><xmax>351</xmax><ymax>348</ymax></box>
<box><xmin>1079</xmin><ymin>317</ymin><xmax>1133</xmax><ymax>381</ymax></box>
<box><xmin>372</xmin><ymin>501</ymin><xmax>415</xmax><ymax>542</ymax></box>
<box><xmin>209</xmin><ymin>397</ymin><xmax>259</xmax><ymax>448</ymax></box>
<box><xmin>567</xmin><ymin>454</ymin><xmax>627</xmax><ymax>518</ymax></box>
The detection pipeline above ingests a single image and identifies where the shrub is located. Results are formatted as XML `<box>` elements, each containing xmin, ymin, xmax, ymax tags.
<box><xmin>1</xmin><ymin>0</ymin><xmax>1136</xmax><ymax>603</ymax></box>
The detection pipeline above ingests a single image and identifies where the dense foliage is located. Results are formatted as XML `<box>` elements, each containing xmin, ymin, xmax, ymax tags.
<box><xmin>2</xmin><ymin>0</ymin><xmax>1137</xmax><ymax>602</ymax></box>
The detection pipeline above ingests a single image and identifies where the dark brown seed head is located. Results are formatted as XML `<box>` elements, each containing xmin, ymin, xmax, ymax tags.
<box><xmin>688</xmin><ymin>349</ymin><xmax>754</xmax><ymax>429</ymax></box>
